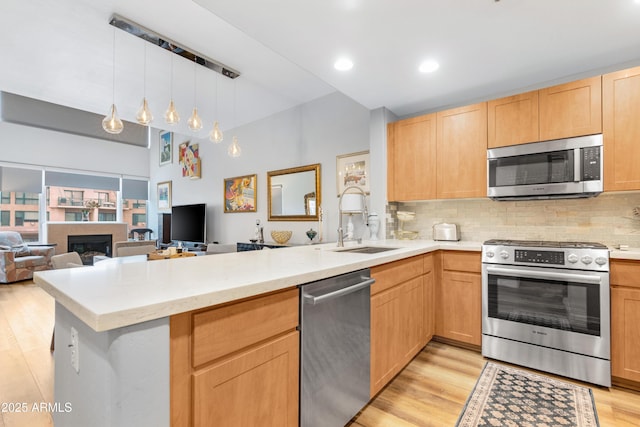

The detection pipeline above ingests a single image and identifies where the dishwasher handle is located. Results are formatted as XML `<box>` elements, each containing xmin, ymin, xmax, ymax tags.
<box><xmin>303</xmin><ymin>277</ymin><xmax>375</xmax><ymax>305</ymax></box>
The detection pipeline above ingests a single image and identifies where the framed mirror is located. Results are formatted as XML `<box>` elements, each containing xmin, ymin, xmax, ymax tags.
<box><xmin>267</xmin><ymin>164</ymin><xmax>321</xmax><ymax>221</ymax></box>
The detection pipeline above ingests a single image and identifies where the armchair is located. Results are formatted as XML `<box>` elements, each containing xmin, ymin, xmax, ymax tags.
<box><xmin>0</xmin><ymin>231</ymin><xmax>54</xmax><ymax>283</ymax></box>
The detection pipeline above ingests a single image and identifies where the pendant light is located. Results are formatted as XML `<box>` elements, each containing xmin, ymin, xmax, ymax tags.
<box><xmin>209</xmin><ymin>72</ymin><xmax>223</xmax><ymax>143</ymax></box>
<box><xmin>102</xmin><ymin>27</ymin><xmax>124</xmax><ymax>134</ymax></box>
<box><xmin>227</xmin><ymin>81</ymin><xmax>241</xmax><ymax>157</ymax></box>
<box><xmin>164</xmin><ymin>53</ymin><xmax>180</xmax><ymax>125</ymax></box>
<box><xmin>136</xmin><ymin>42</ymin><xmax>153</xmax><ymax>125</ymax></box>
<box><xmin>187</xmin><ymin>56</ymin><xmax>203</xmax><ymax>132</ymax></box>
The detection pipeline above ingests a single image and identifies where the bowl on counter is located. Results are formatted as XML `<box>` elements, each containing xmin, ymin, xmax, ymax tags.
<box><xmin>271</xmin><ymin>230</ymin><xmax>293</xmax><ymax>244</ymax></box>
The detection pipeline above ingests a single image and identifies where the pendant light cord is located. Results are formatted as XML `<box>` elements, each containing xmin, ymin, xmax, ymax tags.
<box><xmin>193</xmin><ymin>56</ymin><xmax>197</xmax><ymax>108</ymax></box>
<box><xmin>143</xmin><ymin>42</ymin><xmax>147</xmax><ymax>98</ymax></box>
<box><xmin>111</xmin><ymin>28</ymin><xmax>116</xmax><ymax>103</ymax></box>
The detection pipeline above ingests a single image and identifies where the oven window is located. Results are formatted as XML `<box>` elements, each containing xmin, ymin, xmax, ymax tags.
<box><xmin>489</xmin><ymin>150</ymin><xmax>574</xmax><ymax>187</ymax></box>
<box><xmin>487</xmin><ymin>274</ymin><xmax>600</xmax><ymax>336</ymax></box>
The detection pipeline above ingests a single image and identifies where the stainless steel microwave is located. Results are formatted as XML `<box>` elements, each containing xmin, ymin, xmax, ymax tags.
<box><xmin>487</xmin><ymin>134</ymin><xmax>603</xmax><ymax>200</ymax></box>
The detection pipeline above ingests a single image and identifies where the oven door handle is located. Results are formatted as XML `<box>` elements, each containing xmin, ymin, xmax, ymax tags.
<box><xmin>485</xmin><ymin>266</ymin><xmax>602</xmax><ymax>284</ymax></box>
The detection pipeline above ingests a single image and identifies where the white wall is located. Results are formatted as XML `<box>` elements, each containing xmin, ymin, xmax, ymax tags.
<box><xmin>150</xmin><ymin>91</ymin><xmax>372</xmax><ymax>245</ymax></box>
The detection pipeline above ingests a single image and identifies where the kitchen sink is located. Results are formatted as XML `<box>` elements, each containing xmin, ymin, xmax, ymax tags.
<box><xmin>334</xmin><ymin>246</ymin><xmax>399</xmax><ymax>254</ymax></box>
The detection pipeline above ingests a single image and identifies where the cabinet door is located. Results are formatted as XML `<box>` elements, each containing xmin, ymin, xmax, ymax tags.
<box><xmin>192</xmin><ymin>331</ymin><xmax>299</xmax><ymax>427</ymax></box>
<box><xmin>370</xmin><ymin>276</ymin><xmax>423</xmax><ymax>397</ymax></box>
<box><xmin>611</xmin><ymin>287</ymin><xmax>640</xmax><ymax>382</ymax></box>
<box><xmin>437</xmin><ymin>270</ymin><xmax>481</xmax><ymax>346</ymax></box>
<box><xmin>387</xmin><ymin>114</ymin><xmax>437</xmax><ymax>201</ymax></box>
<box><xmin>436</xmin><ymin>103</ymin><xmax>487</xmax><ymax>199</ymax></box>
<box><xmin>488</xmin><ymin>91</ymin><xmax>539</xmax><ymax>148</ymax></box>
<box><xmin>539</xmin><ymin>76</ymin><xmax>602</xmax><ymax>141</ymax></box>
<box><xmin>603</xmin><ymin>66</ymin><xmax>640</xmax><ymax>191</ymax></box>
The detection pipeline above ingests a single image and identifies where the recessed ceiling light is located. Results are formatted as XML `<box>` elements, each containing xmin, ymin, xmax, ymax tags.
<box><xmin>419</xmin><ymin>60</ymin><xmax>440</xmax><ymax>73</ymax></box>
<box><xmin>334</xmin><ymin>57</ymin><xmax>354</xmax><ymax>71</ymax></box>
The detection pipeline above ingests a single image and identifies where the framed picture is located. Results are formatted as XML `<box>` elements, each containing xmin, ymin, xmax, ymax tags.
<box><xmin>181</xmin><ymin>142</ymin><xmax>201</xmax><ymax>179</ymax></box>
<box><xmin>159</xmin><ymin>131</ymin><xmax>172</xmax><ymax>166</ymax></box>
<box><xmin>224</xmin><ymin>174</ymin><xmax>257</xmax><ymax>213</ymax></box>
<box><xmin>157</xmin><ymin>181</ymin><xmax>172</xmax><ymax>211</ymax></box>
<box><xmin>336</xmin><ymin>150</ymin><xmax>370</xmax><ymax>196</ymax></box>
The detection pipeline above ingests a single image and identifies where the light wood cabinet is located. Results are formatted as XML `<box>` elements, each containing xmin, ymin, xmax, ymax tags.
<box><xmin>488</xmin><ymin>90</ymin><xmax>539</xmax><ymax>148</ymax></box>
<box><xmin>488</xmin><ymin>76</ymin><xmax>602</xmax><ymax>148</ymax></box>
<box><xmin>539</xmin><ymin>76</ymin><xmax>602</xmax><ymax>141</ymax></box>
<box><xmin>436</xmin><ymin>102</ymin><xmax>487</xmax><ymax>199</ymax></box>
<box><xmin>170</xmin><ymin>288</ymin><xmax>299</xmax><ymax>427</ymax></box>
<box><xmin>435</xmin><ymin>251</ymin><xmax>482</xmax><ymax>347</ymax></box>
<box><xmin>603</xmin><ymin>66</ymin><xmax>640</xmax><ymax>191</ymax></box>
<box><xmin>610</xmin><ymin>260</ymin><xmax>640</xmax><ymax>384</ymax></box>
<box><xmin>370</xmin><ymin>255</ymin><xmax>425</xmax><ymax>397</ymax></box>
<box><xmin>387</xmin><ymin>114</ymin><xmax>437</xmax><ymax>201</ymax></box>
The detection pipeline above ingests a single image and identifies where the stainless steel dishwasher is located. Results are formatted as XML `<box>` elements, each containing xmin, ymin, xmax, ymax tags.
<box><xmin>299</xmin><ymin>268</ymin><xmax>374</xmax><ymax>427</ymax></box>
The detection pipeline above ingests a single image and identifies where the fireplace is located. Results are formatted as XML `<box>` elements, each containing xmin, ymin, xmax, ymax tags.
<box><xmin>68</xmin><ymin>234</ymin><xmax>112</xmax><ymax>265</ymax></box>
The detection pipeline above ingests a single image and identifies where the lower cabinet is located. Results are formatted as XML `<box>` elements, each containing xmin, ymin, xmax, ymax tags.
<box><xmin>435</xmin><ymin>251</ymin><xmax>482</xmax><ymax>347</ymax></box>
<box><xmin>170</xmin><ymin>288</ymin><xmax>299</xmax><ymax>427</ymax></box>
<box><xmin>370</xmin><ymin>255</ymin><xmax>426</xmax><ymax>397</ymax></box>
<box><xmin>610</xmin><ymin>260</ymin><xmax>640</xmax><ymax>384</ymax></box>
<box><xmin>423</xmin><ymin>254</ymin><xmax>435</xmax><ymax>345</ymax></box>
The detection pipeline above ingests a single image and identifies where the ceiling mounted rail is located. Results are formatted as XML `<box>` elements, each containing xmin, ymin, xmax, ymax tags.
<box><xmin>109</xmin><ymin>14</ymin><xmax>240</xmax><ymax>80</ymax></box>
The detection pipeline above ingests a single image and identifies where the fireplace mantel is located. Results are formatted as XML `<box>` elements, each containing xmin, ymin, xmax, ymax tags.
<box><xmin>48</xmin><ymin>222</ymin><xmax>128</xmax><ymax>255</ymax></box>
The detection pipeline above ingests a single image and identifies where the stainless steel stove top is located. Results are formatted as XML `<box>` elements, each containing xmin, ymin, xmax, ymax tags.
<box><xmin>482</xmin><ymin>239</ymin><xmax>609</xmax><ymax>271</ymax></box>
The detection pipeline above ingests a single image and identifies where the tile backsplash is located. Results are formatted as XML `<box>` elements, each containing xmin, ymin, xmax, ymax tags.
<box><xmin>389</xmin><ymin>192</ymin><xmax>640</xmax><ymax>247</ymax></box>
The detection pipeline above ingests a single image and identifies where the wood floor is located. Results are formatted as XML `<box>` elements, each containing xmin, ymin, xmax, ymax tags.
<box><xmin>1</xmin><ymin>281</ymin><xmax>639</xmax><ymax>426</ymax></box>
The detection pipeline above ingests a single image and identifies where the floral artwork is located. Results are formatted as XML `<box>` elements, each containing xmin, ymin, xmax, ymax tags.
<box><xmin>224</xmin><ymin>174</ymin><xmax>257</xmax><ymax>213</ymax></box>
<box><xmin>179</xmin><ymin>141</ymin><xmax>201</xmax><ymax>179</ymax></box>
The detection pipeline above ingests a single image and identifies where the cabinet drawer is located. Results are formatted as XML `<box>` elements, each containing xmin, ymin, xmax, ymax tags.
<box><xmin>192</xmin><ymin>288</ymin><xmax>298</xmax><ymax>367</ymax></box>
<box><xmin>611</xmin><ymin>260</ymin><xmax>640</xmax><ymax>288</ymax></box>
<box><xmin>442</xmin><ymin>251</ymin><xmax>481</xmax><ymax>273</ymax></box>
<box><xmin>371</xmin><ymin>255</ymin><xmax>424</xmax><ymax>295</ymax></box>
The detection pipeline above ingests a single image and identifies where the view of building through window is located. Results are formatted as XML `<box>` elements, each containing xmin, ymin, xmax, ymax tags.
<box><xmin>0</xmin><ymin>187</ymin><xmax>147</xmax><ymax>242</ymax></box>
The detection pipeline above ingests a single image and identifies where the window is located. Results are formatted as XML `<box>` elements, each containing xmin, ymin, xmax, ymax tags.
<box><xmin>0</xmin><ymin>193</ymin><xmax>10</xmax><ymax>204</ymax></box>
<box><xmin>65</xmin><ymin>212</ymin><xmax>83</xmax><ymax>222</ymax></box>
<box><xmin>0</xmin><ymin>211</ymin><xmax>9</xmax><ymax>226</ymax></box>
<box><xmin>14</xmin><ymin>192</ymin><xmax>39</xmax><ymax>205</ymax></box>
<box><xmin>15</xmin><ymin>211</ymin><xmax>39</xmax><ymax>226</ymax></box>
<box><xmin>99</xmin><ymin>212</ymin><xmax>116</xmax><ymax>222</ymax></box>
<box><xmin>63</xmin><ymin>190</ymin><xmax>84</xmax><ymax>206</ymax></box>
<box><xmin>132</xmin><ymin>213</ymin><xmax>146</xmax><ymax>226</ymax></box>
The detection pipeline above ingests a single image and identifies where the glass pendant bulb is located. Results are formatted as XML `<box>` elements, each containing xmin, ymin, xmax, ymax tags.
<box><xmin>187</xmin><ymin>107</ymin><xmax>203</xmax><ymax>131</ymax></box>
<box><xmin>164</xmin><ymin>99</ymin><xmax>180</xmax><ymax>125</ymax></box>
<box><xmin>102</xmin><ymin>104</ymin><xmax>124</xmax><ymax>134</ymax></box>
<box><xmin>136</xmin><ymin>98</ymin><xmax>153</xmax><ymax>126</ymax></box>
<box><xmin>209</xmin><ymin>121</ymin><xmax>223</xmax><ymax>143</ymax></box>
<box><xmin>227</xmin><ymin>136</ymin><xmax>241</xmax><ymax>158</ymax></box>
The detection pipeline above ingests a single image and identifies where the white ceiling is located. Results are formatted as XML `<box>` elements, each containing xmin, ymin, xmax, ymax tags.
<box><xmin>2</xmin><ymin>0</ymin><xmax>640</xmax><ymax>138</ymax></box>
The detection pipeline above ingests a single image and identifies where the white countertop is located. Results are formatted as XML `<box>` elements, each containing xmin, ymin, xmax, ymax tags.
<box><xmin>609</xmin><ymin>247</ymin><xmax>640</xmax><ymax>260</ymax></box>
<box><xmin>34</xmin><ymin>239</ymin><xmax>480</xmax><ymax>332</ymax></box>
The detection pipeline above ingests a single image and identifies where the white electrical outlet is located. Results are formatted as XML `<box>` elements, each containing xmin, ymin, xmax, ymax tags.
<box><xmin>70</xmin><ymin>326</ymin><xmax>79</xmax><ymax>373</ymax></box>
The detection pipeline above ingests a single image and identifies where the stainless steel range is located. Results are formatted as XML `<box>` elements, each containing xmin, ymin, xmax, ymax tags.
<box><xmin>481</xmin><ymin>239</ymin><xmax>611</xmax><ymax>387</ymax></box>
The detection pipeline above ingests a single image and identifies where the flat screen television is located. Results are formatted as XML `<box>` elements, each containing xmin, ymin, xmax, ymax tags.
<box><xmin>171</xmin><ymin>203</ymin><xmax>206</xmax><ymax>244</ymax></box>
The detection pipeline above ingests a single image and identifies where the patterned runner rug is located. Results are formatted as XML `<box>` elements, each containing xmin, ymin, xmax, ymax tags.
<box><xmin>456</xmin><ymin>362</ymin><xmax>599</xmax><ymax>427</ymax></box>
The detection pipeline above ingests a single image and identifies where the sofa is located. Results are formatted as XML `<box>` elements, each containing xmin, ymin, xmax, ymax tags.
<box><xmin>0</xmin><ymin>231</ymin><xmax>54</xmax><ymax>283</ymax></box>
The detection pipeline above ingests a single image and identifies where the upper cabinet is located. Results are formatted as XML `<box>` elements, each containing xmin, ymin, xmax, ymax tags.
<box><xmin>603</xmin><ymin>66</ymin><xmax>640</xmax><ymax>191</ymax></box>
<box><xmin>539</xmin><ymin>76</ymin><xmax>602</xmax><ymax>141</ymax></box>
<box><xmin>436</xmin><ymin>102</ymin><xmax>488</xmax><ymax>199</ymax></box>
<box><xmin>387</xmin><ymin>114</ymin><xmax>437</xmax><ymax>201</ymax></box>
<box><xmin>488</xmin><ymin>91</ymin><xmax>539</xmax><ymax>148</ymax></box>
<box><xmin>487</xmin><ymin>77</ymin><xmax>602</xmax><ymax>148</ymax></box>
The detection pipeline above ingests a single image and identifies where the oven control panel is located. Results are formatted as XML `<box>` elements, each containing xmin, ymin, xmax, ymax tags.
<box><xmin>514</xmin><ymin>249</ymin><xmax>564</xmax><ymax>265</ymax></box>
<box><xmin>482</xmin><ymin>244</ymin><xmax>609</xmax><ymax>272</ymax></box>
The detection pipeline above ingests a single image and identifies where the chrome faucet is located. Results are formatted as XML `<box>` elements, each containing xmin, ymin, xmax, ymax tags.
<box><xmin>337</xmin><ymin>186</ymin><xmax>368</xmax><ymax>247</ymax></box>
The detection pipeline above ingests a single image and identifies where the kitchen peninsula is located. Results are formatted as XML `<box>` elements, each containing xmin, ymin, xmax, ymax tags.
<box><xmin>34</xmin><ymin>240</ymin><xmax>478</xmax><ymax>426</ymax></box>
